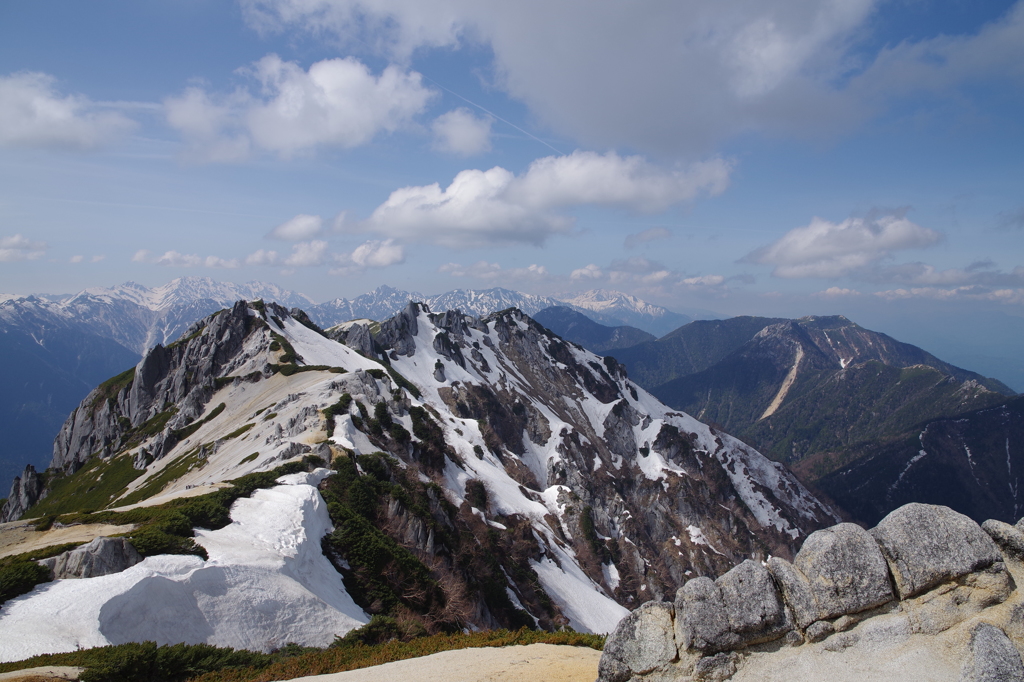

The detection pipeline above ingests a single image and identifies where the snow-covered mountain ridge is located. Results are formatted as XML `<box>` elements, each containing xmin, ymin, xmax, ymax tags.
<box><xmin>0</xmin><ymin>300</ymin><xmax>834</xmax><ymax>660</ymax></box>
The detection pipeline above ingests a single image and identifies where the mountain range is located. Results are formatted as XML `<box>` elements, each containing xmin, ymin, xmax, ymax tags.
<box><xmin>0</xmin><ymin>300</ymin><xmax>835</xmax><ymax>660</ymax></box>
<box><xmin>552</xmin><ymin>313</ymin><xmax>1020</xmax><ymax>525</ymax></box>
<box><xmin>0</xmin><ymin>278</ymin><xmax>692</xmax><ymax>484</ymax></box>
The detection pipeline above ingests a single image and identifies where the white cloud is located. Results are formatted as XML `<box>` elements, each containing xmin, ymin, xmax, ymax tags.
<box><xmin>360</xmin><ymin>151</ymin><xmax>731</xmax><ymax>247</ymax></box>
<box><xmin>284</xmin><ymin>240</ymin><xmax>329</xmax><ymax>266</ymax></box>
<box><xmin>246</xmin><ymin>249</ymin><xmax>281</xmax><ymax>265</ymax></box>
<box><xmin>431</xmin><ymin>107</ymin><xmax>492</xmax><ymax>155</ymax></box>
<box><xmin>349</xmin><ymin>239</ymin><xmax>405</xmax><ymax>267</ymax></box>
<box><xmin>624</xmin><ymin>227</ymin><xmax>671</xmax><ymax>249</ymax></box>
<box><xmin>165</xmin><ymin>54</ymin><xmax>434</xmax><ymax>160</ymax></box>
<box><xmin>69</xmin><ymin>255</ymin><xmax>84</xmax><ymax>263</ymax></box>
<box><xmin>816</xmin><ymin>286</ymin><xmax>861</xmax><ymax>298</ymax></box>
<box><xmin>569</xmin><ymin>256</ymin><xmax>731</xmax><ymax>298</ymax></box>
<box><xmin>0</xmin><ymin>234</ymin><xmax>48</xmax><ymax>262</ymax></box>
<box><xmin>682</xmin><ymin>275</ymin><xmax>725</xmax><ymax>286</ymax></box>
<box><xmin>744</xmin><ymin>212</ymin><xmax>942</xmax><ymax>278</ymax></box>
<box><xmin>439</xmin><ymin>260</ymin><xmax>548</xmax><ymax>281</ymax></box>
<box><xmin>154</xmin><ymin>251</ymin><xmax>241</xmax><ymax>268</ymax></box>
<box><xmin>570</xmin><ymin>264</ymin><xmax>604</xmax><ymax>280</ymax></box>
<box><xmin>240</xmin><ymin>0</ymin><xmax>1024</xmax><ymax>153</ymax></box>
<box><xmin>269</xmin><ymin>214</ymin><xmax>324</xmax><ymax>240</ymax></box>
<box><xmin>874</xmin><ymin>286</ymin><xmax>1024</xmax><ymax>306</ymax></box>
<box><xmin>0</xmin><ymin>72</ymin><xmax>135</xmax><ymax>149</ymax></box>
<box><xmin>133</xmin><ymin>250</ymin><xmax>241</xmax><ymax>268</ymax></box>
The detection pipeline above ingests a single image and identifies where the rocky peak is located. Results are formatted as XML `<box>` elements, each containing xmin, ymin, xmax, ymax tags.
<box><xmin>599</xmin><ymin>502</ymin><xmax>1024</xmax><ymax>681</ymax></box>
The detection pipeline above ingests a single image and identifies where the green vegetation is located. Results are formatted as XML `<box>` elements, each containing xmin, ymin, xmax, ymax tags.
<box><xmin>89</xmin><ymin>366</ymin><xmax>136</xmax><ymax>409</ymax></box>
<box><xmin>365</xmin><ymin>367</ymin><xmax>421</xmax><ymax>399</ymax></box>
<box><xmin>0</xmin><ymin>542</ymin><xmax>86</xmax><ymax>606</ymax></box>
<box><xmin>0</xmin><ymin>629</ymin><xmax>603</xmax><ymax>682</ymax></box>
<box><xmin>24</xmin><ymin>454</ymin><xmax>145</xmax><ymax>518</ymax></box>
<box><xmin>118</xmin><ymin>449</ymin><xmax>207</xmax><ymax>507</ymax></box>
<box><xmin>321</xmin><ymin>453</ymin><xmax>448</xmax><ymax>623</ymax></box>
<box><xmin>240</xmin><ymin>452</ymin><xmax>259</xmax><ymax>465</ymax></box>
<box><xmin>269</xmin><ymin>364</ymin><xmax>345</xmax><ymax>376</ymax></box>
<box><xmin>223</xmin><ymin>423</ymin><xmax>255</xmax><ymax>440</ymax></box>
<box><xmin>270</xmin><ymin>332</ymin><xmax>299</xmax><ymax>365</ymax></box>
<box><xmin>173</xmin><ymin>403</ymin><xmax>226</xmax><ymax>442</ymax></box>
<box><xmin>0</xmin><ymin>559</ymin><xmax>52</xmax><ymax>605</ymax></box>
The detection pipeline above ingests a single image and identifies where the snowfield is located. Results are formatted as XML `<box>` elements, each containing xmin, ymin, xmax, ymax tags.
<box><xmin>0</xmin><ymin>470</ymin><xmax>367</xmax><ymax>662</ymax></box>
<box><xmin>0</xmin><ymin>300</ymin><xmax>838</xmax><ymax>661</ymax></box>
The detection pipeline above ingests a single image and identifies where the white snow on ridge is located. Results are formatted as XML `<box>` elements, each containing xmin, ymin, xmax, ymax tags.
<box><xmin>0</xmin><ymin>472</ymin><xmax>367</xmax><ymax>662</ymax></box>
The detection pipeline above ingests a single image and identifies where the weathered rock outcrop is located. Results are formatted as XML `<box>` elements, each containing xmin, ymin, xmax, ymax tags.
<box><xmin>38</xmin><ymin>537</ymin><xmax>142</xmax><ymax>580</ymax></box>
<box><xmin>599</xmin><ymin>503</ymin><xmax>1024</xmax><ymax>681</ymax></box>
<box><xmin>50</xmin><ymin>300</ymin><xmax>268</xmax><ymax>478</ymax></box>
<box><xmin>0</xmin><ymin>465</ymin><xmax>46</xmax><ymax>523</ymax></box>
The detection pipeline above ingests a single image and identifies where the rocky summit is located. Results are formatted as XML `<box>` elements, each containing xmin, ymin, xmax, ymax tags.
<box><xmin>0</xmin><ymin>300</ymin><xmax>835</xmax><ymax>661</ymax></box>
<box><xmin>599</xmin><ymin>502</ymin><xmax>1024</xmax><ymax>681</ymax></box>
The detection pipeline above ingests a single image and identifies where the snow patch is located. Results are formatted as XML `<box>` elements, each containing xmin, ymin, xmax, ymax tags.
<box><xmin>0</xmin><ymin>477</ymin><xmax>367</xmax><ymax>662</ymax></box>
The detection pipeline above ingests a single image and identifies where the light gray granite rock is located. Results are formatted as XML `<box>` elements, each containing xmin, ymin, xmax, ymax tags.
<box><xmin>599</xmin><ymin>600</ymin><xmax>677</xmax><ymax>680</ymax></box>
<box><xmin>982</xmin><ymin>519</ymin><xmax>1024</xmax><ymax>559</ymax></box>
<box><xmin>960</xmin><ymin>623</ymin><xmax>1024</xmax><ymax>682</ymax></box>
<box><xmin>675</xmin><ymin>577</ymin><xmax>733</xmax><ymax>652</ymax></box>
<box><xmin>717</xmin><ymin>560</ymin><xmax>790</xmax><ymax>644</ymax></box>
<box><xmin>676</xmin><ymin>560</ymin><xmax>790</xmax><ymax>655</ymax></box>
<box><xmin>39</xmin><ymin>536</ymin><xmax>142</xmax><ymax>580</ymax></box>
<box><xmin>870</xmin><ymin>503</ymin><xmax>1001</xmax><ymax>599</ymax></box>
<box><xmin>795</xmin><ymin>523</ymin><xmax>893</xmax><ymax>619</ymax></box>
<box><xmin>805</xmin><ymin>620</ymin><xmax>834</xmax><ymax>643</ymax></box>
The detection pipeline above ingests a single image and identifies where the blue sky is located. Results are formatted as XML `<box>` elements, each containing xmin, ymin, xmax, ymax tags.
<box><xmin>1</xmin><ymin>0</ymin><xmax>1023</xmax><ymax>381</ymax></box>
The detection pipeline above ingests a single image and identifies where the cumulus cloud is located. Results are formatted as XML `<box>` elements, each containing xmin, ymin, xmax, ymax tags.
<box><xmin>348</xmin><ymin>239</ymin><xmax>404</xmax><ymax>267</ymax></box>
<box><xmin>744</xmin><ymin>212</ymin><xmax>942</xmax><ymax>278</ymax></box>
<box><xmin>268</xmin><ymin>214</ymin><xmax>324</xmax><ymax>240</ymax></box>
<box><xmin>246</xmin><ymin>249</ymin><xmax>280</xmax><ymax>266</ymax></box>
<box><xmin>238</xmin><ymin>0</ymin><xmax>872</xmax><ymax>151</ymax></box>
<box><xmin>874</xmin><ymin>286</ymin><xmax>1024</xmax><ymax>306</ymax></box>
<box><xmin>132</xmin><ymin>249</ymin><xmax>241</xmax><ymax>268</ymax></box>
<box><xmin>165</xmin><ymin>54</ymin><xmax>435</xmax><ymax>160</ymax></box>
<box><xmin>432</xmin><ymin>107</ymin><xmax>492</xmax><ymax>155</ymax></box>
<box><xmin>569</xmin><ymin>256</ymin><xmax>732</xmax><ymax>299</ymax></box>
<box><xmin>439</xmin><ymin>260</ymin><xmax>549</xmax><ymax>281</ymax></box>
<box><xmin>0</xmin><ymin>72</ymin><xmax>135</xmax><ymax>149</ymax></box>
<box><xmin>0</xmin><ymin>234</ymin><xmax>48</xmax><ymax>262</ymax></box>
<box><xmin>240</xmin><ymin>0</ymin><xmax>1024</xmax><ymax>153</ymax></box>
<box><xmin>624</xmin><ymin>227</ymin><xmax>671</xmax><ymax>248</ymax></box>
<box><xmin>570</xmin><ymin>263</ymin><xmax>604</xmax><ymax>280</ymax></box>
<box><xmin>359</xmin><ymin>151</ymin><xmax>731</xmax><ymax>247</ymax></box>
<box><xmin>816</xmin><ymin>286</ymin><xmax>861</xmax><ymax>298</ymax></box>
<box><xmin>284</xmin><ymin>240</ymin><xmax>329</xmax><ymax>266</ymax></box>
<box><xmin>155</xmin><ymin>251</ymin><xmax>241</xmax><ymax>268</ymax></box>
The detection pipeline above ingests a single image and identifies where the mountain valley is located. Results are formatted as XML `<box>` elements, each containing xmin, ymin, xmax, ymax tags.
<box><xmin>0</xmin><ymin>299</ymin><xmax>835</xmax><ymax>660</ymax></box>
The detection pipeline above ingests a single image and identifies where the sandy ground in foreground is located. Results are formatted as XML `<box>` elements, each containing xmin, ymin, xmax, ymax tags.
<box><xmin>283</xmin><ymin>644</ymin><xmax>601</xmax><ymax>682</ymax></box>
<box><xmin>0</xmin><ymin>666</ymin><xmax>82</xmax><ymax>681</ymax></box>
<box><xmin>0</xmin><ymin>520</ymin><xmax>136</xmax><ymax>560</ymax></box>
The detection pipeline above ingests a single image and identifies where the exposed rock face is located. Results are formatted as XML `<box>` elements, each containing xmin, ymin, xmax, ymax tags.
<box><xmin>599</xmin><ymin>502</ymin><xmax>1023</xmax><ymax>681</ymax></box>
<box><xmin>961</xmin><ymin>622</ymin><xmax>1024</xmax><ymax>682</ymax></box>
<box><xmin>870</xmin><ymin>503</ymin><xmax>1002</xmax><ymax>599</ymax></box>
<box><xmin>0</xmin><ymin>465</ymin><xmax>45</xmax><ymax>522</ymax></box>
<box><xmin>768</xmin><ymin>522</ymin><xmax>892</xmax><ymax>628</ymax></box>
<box><xmin>39</xmin><ymin>537</ymin><xmax>142</xmax><ymax>580</ymax></box>
<box><xmin>372</xmin><ymin>304</ymin><xmax>838</xmax><ymax>605</ymax></box>
<box><xmin>50</xmin><ymin>300</ymin><xmax>266</xmax><ymax>476</ymax></box>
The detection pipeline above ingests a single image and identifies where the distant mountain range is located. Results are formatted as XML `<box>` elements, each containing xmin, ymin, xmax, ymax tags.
<box><xmin>532</xmin><ymin>307</ymin><xmax>655</xmax><ymax>354</ymax></box>
<box><xmin>0</xmin><ymin>278</ymin><xmax>694</xmax><ymax>484</ymax></box>
<box><xmin>559</xmin><ymin>313</ymin><xmax>1019</xmax><ymax>525</ymax></box>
